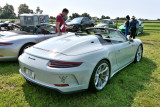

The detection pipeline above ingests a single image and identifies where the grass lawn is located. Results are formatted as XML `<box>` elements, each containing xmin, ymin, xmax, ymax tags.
<box><xmin>0</xmin><ymin>19</ymin><xmax>19</xmax><ymax>22</ymax></box>
<box><xmin>0</xmin><ymin>28</ymin><xmax>160</xmax><ymax>106</ymax></box>
<box><xmin>143</xmin><ymin>23</ymin><xmax>160</xmax><ymax>26</ymax></box>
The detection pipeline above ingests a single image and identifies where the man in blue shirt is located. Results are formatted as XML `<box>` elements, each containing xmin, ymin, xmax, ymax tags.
<box><xmin>130</xmin><ymin>16</ymin><xmax>138</xmax><ymax>39</ymax></box>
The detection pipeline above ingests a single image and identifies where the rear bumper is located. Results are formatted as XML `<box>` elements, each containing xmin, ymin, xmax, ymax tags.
<box><xmin>0</xmin><ymin>45</ymin><xmax>19</xmax><ymax>61</ymax></box>
<box><xmin>19</xmin><ymin>69</ymin><xmax>87</xmax><ymax>93</ymax></box>
<box><xmin>18</xmin><ymin>53</ymin><xmax>93</xmax><ymax>93</ymax></box>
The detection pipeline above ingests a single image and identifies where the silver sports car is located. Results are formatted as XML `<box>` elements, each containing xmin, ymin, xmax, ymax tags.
<box><xmin>19</xmin><ymin>27</ymin><xmax>143</xmax><ymax>93</ymax></box>
<box><xmin>0</xmin><ymin>24</ymin><xmax>57</xmax><ymax>61</ymax></box>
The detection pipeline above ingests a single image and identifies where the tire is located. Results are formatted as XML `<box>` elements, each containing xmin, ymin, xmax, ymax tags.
<box><xmin>134</xmin><ymin>45</ymin><xmax>143</xmax><ymax>62</ymax></box>
<box><xmin>89</xmin><ymin>60</ymin><xmax>110</xmax><ymax>91</ymax></box>
<box><xmin>91</xmin><ymin>24</ymin><xmax>94</xmax><ymax>27</ymax></box>
<box><xmin>19</xmin><ymin>43</ymin><xmax>35</xmax><ymax>56</ymax></box>
<box><xmin>78</xmin><ymin>26</ymin><xmax>82</xmax><ymax>31</ymax></box>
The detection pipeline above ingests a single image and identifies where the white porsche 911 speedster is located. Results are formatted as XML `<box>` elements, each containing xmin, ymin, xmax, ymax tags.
<box><xmin>18</xmin><ymin>27</ymin><xmax>143</xmax><ymax>93</ymax></box>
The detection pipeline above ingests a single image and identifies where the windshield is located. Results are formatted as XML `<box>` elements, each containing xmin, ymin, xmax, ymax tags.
<box><xmin>86</xmin><ymin>28</ymin><xmax>127</xmax><ymax>43</ymax></box>
<box><xmin>70</xmin><ymin>17</ymin><xmax>83</xmax><ymax>23</ymax></box>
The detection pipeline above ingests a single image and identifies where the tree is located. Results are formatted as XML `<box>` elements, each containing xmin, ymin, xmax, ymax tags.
<box><xmin>0</xmin><ymin>6</ymin><xmax>2</xmax><ymax>18</ymax></box>
<box><xmin>36</xmin><ymin>6</ymin><xmax>40</xmax><ymax>14</ymax></box>
<box><xmin>115</xmin><ymin>17</ymin><xmax>120</xmax><ymax>20</ymax></box>
<box><xmin>69</xmin><ymin>13</ymin><xmax>80</xmax><ymax>19</ymax></box>
<box><xmin>69</xmin><ymin>12</ymin><xmax>92</xmax><ymax>20</ymax></box>
<box><xmin>0</xmin><ymin>6</ymin><xmax>2</xmax><ymax>14</ymax></box>
<box><xmin>0</xmin><ymin>4</ymin><xmax>16</xmax><ymax>19</ymax></box>
<box><xmin>50</xmin><ymin>16</ymin><xmax>55</xmax><ymax>20</ymax></box>
<box><xmin>36</xmin><ymin>6</ymin><xmax>43</xmax><ymax>14</ymax></box>
<box><xmin>101</xmin><ymin>15</ymin><xmax>110</xmax><ymax>19</ymax></box>
<box><xmin>81</xmin><ymin>13</ymin><xmax>91</xmax><ymax>19</ymax></box>
<box><xmin>18</xmin><ymin>4</ymin><xmax>33</xmax><ymax>15</ymax></box>
<box><xmin>40</xmin><ymin>10</ymin><xmax>43</xmax><ymax>14</ymax></box>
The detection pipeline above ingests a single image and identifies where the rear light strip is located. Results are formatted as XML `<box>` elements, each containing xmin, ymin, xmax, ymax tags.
<box><xmin>0</xmin><ymin>43</ymin><xmax>13</xmax><ymax>46</ymax></box>
<box><xmin>49</xmin><ymin>60</ymin><xmax>83</xmax><ymax>68</ymax></box>
<box><xmin>54</xmin><ymin>84</ymin><xmax>69</xmax><ymax>87</ymax></box>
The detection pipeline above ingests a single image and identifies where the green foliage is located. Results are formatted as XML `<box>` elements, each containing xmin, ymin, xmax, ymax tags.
<box><xmin>0</xmin><ymin>4</ymin><xmax>16</xmax><ymax>19</ymax></box>
<box><xmin>49</xmin><ymin>16</ymin><xmax>55</xmax><ymax>19</ymax></box>
<box><xmin>81</xmin><ymin>13</ymin><xmax>91</xmax><ymax>19</ymax></box>
<box><xmin>18</xmin><ymin>4</ymin><xmax>33</xmax><ymax>16</ymax></box>
<box><xmin>115</xmin><ymin>17</ymin><xmax>126</xmax><ymax>20</ymax></box>
<box><xmin>69</xmin><ymin>13</ymin><xmax>81</xmax><ymax>19</ymax></box>
<box><xmin>69</xmin><ymin>13</ymin><xmax>91</xmax><ymax>19</ymax></box>
<box><xmin>101</xmin><ymin>15</ymin><xmax>110</xmax><ymax>19</ymax></box>
<box><xmin>36</xmin><ymin>6</ymin><xmax>43</xmax><ymax>14</ymax></box>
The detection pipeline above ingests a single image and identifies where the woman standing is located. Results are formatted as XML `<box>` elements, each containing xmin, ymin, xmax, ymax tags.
<box><xmin>125</xmin><ymin>15</ymin><xmax>130</xmax><ymax>36</ymax></box>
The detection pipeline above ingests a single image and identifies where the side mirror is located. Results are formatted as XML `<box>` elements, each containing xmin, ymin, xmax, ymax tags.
<box><xmin>127</xmin><ymin>35</ymin><xmax>130</xmax><ymax>40</ymax></box>
<box><xmin>127</xmin><ymin>35</ymin><xmax>133</xmax><ymax>42</ymax></box>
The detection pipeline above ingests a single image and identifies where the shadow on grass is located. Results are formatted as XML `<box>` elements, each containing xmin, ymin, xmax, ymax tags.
<box><xmin>138</xmin><ymin>32</ymin><xmax>150</xmax><ymax>37</ymax></box>
<box><xmin>22</xmin><ymin>57</ymin><xmax>156</xmax><ymax>106</ymax></box>
<box><xmin>0</xmin><ymin>61</ymin><xmax>19</xmax><ymax>76</ymax></box>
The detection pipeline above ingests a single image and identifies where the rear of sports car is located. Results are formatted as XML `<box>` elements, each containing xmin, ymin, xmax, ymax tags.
<box><xmin>18</xmin><ymin>34</ymin><xmax>104</xmax><ymax>93</ymax></box>
<box><xmin>0</xmin><ymin>34</ymin><xmax>22</xmax><ymax>61</ymax></box>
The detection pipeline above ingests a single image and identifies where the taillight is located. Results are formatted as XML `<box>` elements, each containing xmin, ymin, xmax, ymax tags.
<box><xmin>0</xmin><ymin>43</ymin><xmax>13</xmax><ymax>46</ymax></box>
<box><xmin>54</xmin><ymin>84</ymin><xmax>69</xmax><ymax>87</ymax></box>
<box><xmin>48</xmin><ymin>60</ymin><xmax>83</xmax><ymax>68</ymax></box>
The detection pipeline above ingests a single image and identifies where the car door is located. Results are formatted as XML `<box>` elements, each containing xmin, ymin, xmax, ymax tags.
<box><xmin>81</xmin><ymin>18</ymin><xmax>88</xmax><ymax>28</ymax></box>
<box><xmin>35</xmin><ymin>27</ymin><xmax>46</xmax><ymax>42</ymax></box>
<box><xmin>109</xmin><ymin>31</ymin><xmax>133</xmax><ymax>70</ymax></box>
<box><xmin>35</xmin><ymin>25</ymin><xmax>50</xmax><ymax>42</ymax></box>
<box><xmin>85</xmin><ymin>17</ymin><xmax>91</xmax><ymax>27</ymax></box>
<box><xmin>43</xmin><ymin>25</ymin><xmax>57</xmax><ymax>39</ymax></box>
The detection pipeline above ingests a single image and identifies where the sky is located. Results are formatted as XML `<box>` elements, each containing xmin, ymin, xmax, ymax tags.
<box><xmin>1</xmin><ymin>0</ymin><xmax>160</xmax><ymax>20</ymax></box>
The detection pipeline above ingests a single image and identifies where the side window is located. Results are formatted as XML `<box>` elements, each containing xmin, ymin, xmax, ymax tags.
<box><xmin>50</xmin><ymin>26</ymin><xmax>56</xmax><ymax>34</ymax></box>
<box><xmin>27</xmin><ymin>17</ymin><xmax>33</xmax><ymax>25</ymax></box>
<box><xmin>109</xmin><ymin>21</ymin><xmax>113</xmax><ymax>24</ymax></box>
<box><xmin>36</xmin><ymin>26</ymin><xmax>55</xmax><ymax>34</ymax></box>
<box><xmin>107</xmin><ymin>31</ymin><xmax>127</xmax><ymax>43</ymax></box>
<box><xmin>86</xmin><ymin>18</ymin><xmax>90</xmax><ymax>21</ymax></box>
<box><xmin>82</xmin><ymin>18</ymin><xmax>85</xmax><ymax>23</ymax></box>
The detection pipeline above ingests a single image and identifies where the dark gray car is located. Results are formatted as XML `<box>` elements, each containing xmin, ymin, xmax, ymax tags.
<box><xmin>66</xmin><ymin>17</ymin><xmax>94</xmax><ymax>32</ymax></box>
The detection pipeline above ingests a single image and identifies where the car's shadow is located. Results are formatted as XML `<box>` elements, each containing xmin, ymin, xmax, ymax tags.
<box><xmin>22</xmin><ymin>57</ymin><xmax>157</xmax><ymax>106</ymax></box>
<box><xmin>138</xmin><ymin>32</ymin><xmax>150</xmax><ymax>37</ymax></box>
<box><xmin>0</xmin><ymin>61</ymin><xmax>19</xmax><ymax>76</ymax></box>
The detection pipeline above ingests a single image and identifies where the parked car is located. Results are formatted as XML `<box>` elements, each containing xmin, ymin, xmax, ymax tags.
<box><xmin>95</xmin><ymin>19</ymin><xmax>117</xmax><ymax>29</ymax></box>
<box><xmin>0</xmin><ymin>21</ymin><xmax>20</xmax><ymax>31</ymax></box>
<box><xmin>0</xmin><ymin>24</ymin><xmax>57</xmax><ymax>61</ymax></box>
<box><xmin>19</xmin><ymin>27</ymin><xmax>143</xmax><ymax>93</ymax></box>
<box><xmin>66</xmin><ymin>17</ymin><xmax>94</xmax><ymax>32</ymax></box>
<box><xmin>0</xmin><ymin>23</ymin><xmax>10</xmax><ymax>31</ymax></box>
<box><xmin>119</xmin><ymin>20</ymin><xmax>144</xmax><ymax>35</ymax></box>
